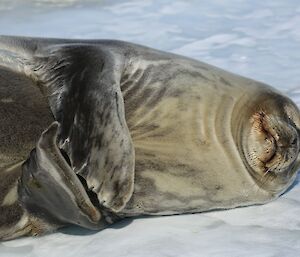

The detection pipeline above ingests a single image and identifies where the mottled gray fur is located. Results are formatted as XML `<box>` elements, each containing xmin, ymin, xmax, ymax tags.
<box><xmin>0</xmin><ymin>36</ymin><xmax>300</xmax><ymax>240</ymax></box>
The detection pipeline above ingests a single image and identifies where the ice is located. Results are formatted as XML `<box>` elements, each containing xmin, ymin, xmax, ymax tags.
<box><xmin>0</xmin><ymin>0</ymin><xmax>300</xmax><ymax>256</ymax></box>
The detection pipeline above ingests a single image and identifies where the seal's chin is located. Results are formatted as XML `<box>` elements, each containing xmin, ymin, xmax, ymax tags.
<box><xmin>243</xmin><ymin>110</ymin><xmax>300</xmax><ymax>192</ymax></box>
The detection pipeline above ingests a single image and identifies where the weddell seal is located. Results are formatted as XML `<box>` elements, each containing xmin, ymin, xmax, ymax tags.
<box><xmin>0</xmin><ymin>36</ymin><xmax>299</xmax><ymax>240</ymax></box>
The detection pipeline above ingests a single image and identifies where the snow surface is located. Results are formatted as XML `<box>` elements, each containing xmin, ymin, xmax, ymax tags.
<box><xmin>0</xmin><ymin>0</ymin><xmax>300</xmax><ymax>256</ymax></box>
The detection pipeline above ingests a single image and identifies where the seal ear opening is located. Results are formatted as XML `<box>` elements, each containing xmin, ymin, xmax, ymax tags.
<box><xmin>19</xmin><ymin>122</ymin><xmax>102</xmax><ymax>230</ymax></box>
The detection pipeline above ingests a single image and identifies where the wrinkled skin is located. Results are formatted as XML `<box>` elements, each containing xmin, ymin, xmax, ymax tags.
<box><xmin>0</xmin><ymin>36</ymin><xmax>299</xmax><ymax>240</ymax></box>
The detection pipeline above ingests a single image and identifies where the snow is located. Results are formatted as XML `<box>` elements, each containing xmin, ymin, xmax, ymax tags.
<box><xmin>0</xmin><ymin>0</ymin><xmax>300</xmax><ymax>256</ymax></box>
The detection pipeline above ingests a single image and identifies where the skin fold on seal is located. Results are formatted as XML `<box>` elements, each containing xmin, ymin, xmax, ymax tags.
<box><xmin>0</xmin><ymin>36</ymin><xmax>299</xmax><ymax>240</ymax></box>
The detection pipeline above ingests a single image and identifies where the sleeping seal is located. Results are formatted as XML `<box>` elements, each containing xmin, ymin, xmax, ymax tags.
<box><xmin>0</xmin><ymin>36</ymin><xmax>299</xmax><ymax>240</ymax></box>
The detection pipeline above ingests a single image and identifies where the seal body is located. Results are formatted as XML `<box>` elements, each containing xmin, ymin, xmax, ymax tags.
<box><xmin>118</xmin><ymin>48</ymin><xmax>299</xmax><ymax>216</ymax></box>
<box><xmin>0</xmin><ymin>36</ymin><xmax>299</xmax><ymax>239</ymax></box>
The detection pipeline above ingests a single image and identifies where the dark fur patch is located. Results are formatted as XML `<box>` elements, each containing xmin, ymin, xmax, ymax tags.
<box><xmin>0</xmin><ymin>203</ymin><xmax>24</xmax><ymax>227</ymax></box>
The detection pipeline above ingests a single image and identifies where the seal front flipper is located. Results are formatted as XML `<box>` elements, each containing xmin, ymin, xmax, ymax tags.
<box><xmin>19</xmin><ymin>122</ymin><xmax>102</xmax><ymax>230</ymax></box>
<box><xmin>47</xmin><ymin>46</ymin><xmax>135</xmax><ymax>213</ymax></box>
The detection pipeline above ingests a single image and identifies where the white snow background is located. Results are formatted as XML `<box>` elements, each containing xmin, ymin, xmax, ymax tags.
<box><xmin>0</xmin><ymin>0</ymin><xmax>300</xmax><ymax>256</ymax></box>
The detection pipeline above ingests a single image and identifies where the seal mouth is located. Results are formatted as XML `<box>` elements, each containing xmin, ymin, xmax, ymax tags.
<box><xmin>255</xmin><ymin>112</ymin><xmax>278</xmax><ymax>172</ymax></box>
<box><xmin>251</xmin><ymin>111</ymin><xmax>278</xmax><ymax>170</ymax></box>
<box><xmin>261</xmin><ymin>150</ymin><xmax>277</xmax><ymax>172</ymax></box>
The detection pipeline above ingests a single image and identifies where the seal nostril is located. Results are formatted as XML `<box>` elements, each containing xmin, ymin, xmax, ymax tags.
<box><xmin>291</xmin><ymin>137</ymin><xmax>297</xmax><ymax>145</ymax></box>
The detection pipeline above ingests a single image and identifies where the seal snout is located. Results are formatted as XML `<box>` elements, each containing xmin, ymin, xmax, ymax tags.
<box><xmin>245</xmin><ymin>110</ymin><xmax>300</xmax><ymax>178</ymax></box>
